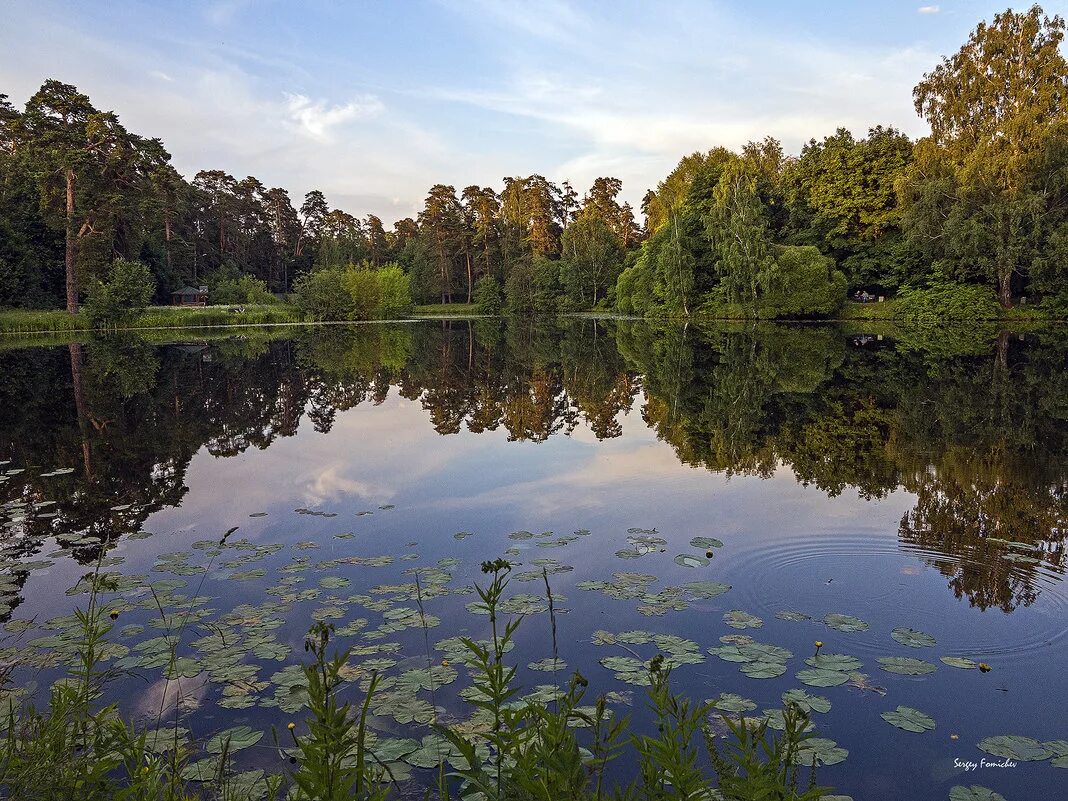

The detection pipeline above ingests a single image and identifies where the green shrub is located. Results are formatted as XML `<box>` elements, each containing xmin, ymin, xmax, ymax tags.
<box><xmin>895</xmin><ymin>282</ymin><xmax>1001</xmax><ymax>324</ymax></box>
<box><xmin>81</xmin><ymin>259</ymin><xmax>155</xmax><ymax>328</ymax></box>
<box><xmin>293</xmin><ymin>268</ymin><xmax>356</xmax><ymax>322</ymax></box>
<box><xmin>294</xmin><ymin>263</ymin><xmax>412</xmax><ymax>322</ymax></box>
<box><xmin>210</xmin><ymin>275</ymin><xmax>276</xmax><ymax>305</ymax></box>
<box><xmin>473</xmin><ymin>275</ymin><xmax>504</xmax><ymax>314</ymax></box>
<box><xmin>760</xmin><ymin>245</ymin><xmax>848</xmax><ymax>318</ymax></box>
<box><xmin>374</xmin><ymin>264</ymin><xmax>413</xmax><ymax>318</ymax></box>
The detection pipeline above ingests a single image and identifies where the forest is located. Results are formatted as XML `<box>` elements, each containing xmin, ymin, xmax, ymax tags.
<box><xmin>2</xmin><ymin>5</ymin><xmax>1068</xmax><ymax>322</ymax></box>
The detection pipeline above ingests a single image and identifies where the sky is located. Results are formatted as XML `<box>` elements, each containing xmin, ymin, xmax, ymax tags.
<box><xmin>2</xmin><ymin>0</ymin><xmax>1062</xmax><ymax>223</ymax></box>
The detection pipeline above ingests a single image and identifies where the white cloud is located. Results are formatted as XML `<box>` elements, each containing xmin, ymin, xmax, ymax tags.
<box><xmin>149</xmin><ymin>70</ymin><xmax>174</xmax><ymax>82</ymax></box>
<box><xmin>283</xmin><ymin>93</ymin><xmax>384</xmax><ymax>141</ymax></box>
<box><xmin>918</xmin><ymin>5</ymin><xmax>940</xmax><ymax>13</ymax></box>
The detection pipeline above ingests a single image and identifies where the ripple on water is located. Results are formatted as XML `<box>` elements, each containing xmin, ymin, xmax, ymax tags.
<box><xmin>717</xmin><ymin>530</ymin><xmax>1068</xmax><ymax>663</ymax></box>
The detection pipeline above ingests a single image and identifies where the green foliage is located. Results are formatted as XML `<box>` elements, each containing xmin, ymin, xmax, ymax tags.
<box><xmin>372</xmin><ymin>264</ymin><xmax>412</xmax><ymax>318</ymax></box>
<box><xmin>559</xmin><ymin>212</ymin><xmax>625</xmax><ymax>308</ymax></box>
<box><xmin>895</xmin><ymin>282</ymin><xmax>1001</xmax><ymax>324</ymax></box>
<box><xmin>505</xmin><ymin>257</ymin><xmax>560</xmax><ymax>315</ymax></box>
<box><xmin>82</xmin><ymin>259</ymin><xmax>155</xmax><ymax>328</ymax></box>
<box><xmin>706</xmin><ymin>704</ymin><xmax>829</xmax><ymax>801</ymax></box>
<box><xmin>294</xmin><ymin>263</ymin><xmax>411</xmax><ymax>322</ymax></box>
<box><xmin>760</xmin><ymin>246</ymin><xmax>848</xmax><ymax>318</ymax></box>
<box><xmin>473</xmin><ymin>275</ymin><xmax>504</xmax><ymax>314</ymax></box>
<box><xmin>285</xmin><ymin>622</ymin><xmax>386</xmax><ymax>801</ymax></box>
<box><xmin>210</xmin><ymin>275</ymin><xmax>276</xmax><ymax>305</ymax></box>
<box><xmin>293</xmin><ymin>268</ymin><xmax>356</xmax><ymax>322</ymax></box>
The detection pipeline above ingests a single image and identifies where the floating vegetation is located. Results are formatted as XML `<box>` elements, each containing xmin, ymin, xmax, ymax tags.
<box><xmin>880</xmin><ymin>705</ymin><xmax>935</xmax><ymax>733</ymax></box>
<box><xmin>782</xmin><ymin>688</ymin><xmax>831</xmax><ymax>714</ymax></box>
<box><xmin>940</xmin><ymin>656</ymin><xmax>980</xmax><ymax>669</ymax></box>
<box><xmin>977</xmin><ymin>735</ymin><xmax>1053</xmax><ymax>762</ymax></box>
<box><xmin>674</xmin><ymin>554</ymin><xmax>708</xmax><ymax>568</ymax></box>
<box><xmin>709</xmin><ymin>640</ymin><xmax>791</xmax><ymax>679</ymax></box>
<box><xmin>948</xmin><ymin>786</ymin><xmax>1007</xmax><ymax>801</ymax></box>
<box><xmin>689</xmin><ymin>537</ymin><xmax>724</xmax><ymax>550</ymax></box>
<box><xmin>775</xmin><ymin>610</ymin><xmax>811</xmax><ymax>622</ymax></box>
<box><xmin>890</xmin><ymin>627</ymin><xmax>936</xmax><ymax>648</ymax></box>
<box><xmin>790</xmin><ymin>737</ymin><xmax>848</xmax><ymax>766</ymax></box>
<box><xmin>723</xmin><ymin>610</ymin><xmax>763</xmax><ymax>630</ymax></box>
<box><xmin>708</xmin><ymin>692</ymin><xmax>757</xmax><ymax>713</ymax></box>
<box><xmin>823</xmin><ymin>613</ymin><xmax>869</xmax><ymax>633</ymax></box>
<box><xmin>877</xmin><ymin>656</ymin><xmax>938</xmax><ymax>676</ymax></box>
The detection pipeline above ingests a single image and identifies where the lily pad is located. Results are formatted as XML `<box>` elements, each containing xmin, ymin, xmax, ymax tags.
<box><xmin>805</xmin><ymin>653</ymin><xmax>862</xmax><ymax>672</ymax></box>
<box><xmin>709</xmin><ymin>692</ymin><xmax>756</xmax><ymax>713</ymax></box>
<box><xmin>782</xmin><ymin>688</ymin><xmax>831</xmax><ymax>714</ymax></box>
<box><xmin>796</xmin><ymin>668</ymin><xmax>850</xmax><ymax>688</ymax></box>
<box><xmin>940</xmin><ymin>656</ymin><xmax>980</xmax><ymax>669</ymax></box>
<box><xmin>891</xmin><ymin>627</ymin><xmax>936</xmax><ymax>648</ymax></box>
<box><xmin>791</xmin><ymin>737</ymin><xmax>848</xmax><ymax>766</ymax></box>
<box><xmin>740</xmin><ymin>660</ymin><xmax>787</xmax><ymax>679</ymax></box>
<box><xmin>948</xmin><ymin>786</ymin><xmax>1007</xmax><ymax>801</ymax></box>
<box><xmin>977</xmin><ymin>735</ymin><xmax>1052</xmax><ymax>762</ymax></box>
<box><xmin>723</xmin><ymin>610</ymin><xmax>763</xmax><ymax>630</ymax></box>
<box><xmin>877</xmin><ymin>656</ymin><xmax>937</xmax><ymax>676</ymax></box>
<box><xmin>674</xmin><ymin>554</ymin><xmax>709</xmax><ymax>568</ymax></box>
<box><xmin>689</xmin><ymin>537</ymin><xmax>724</xmax><ymax>549</ymax></box>
<box><xmin>206</xmin><ymin>725</ymin><xmax>263</xmax><ymax>753</ymax></box>
<box><xmin>881</xmin><ymin>705</ymin><xmax>935</xmax><ymax>733</ymax></box>
<box><xmin>823</xmin><ymin>613</ymin><xmax>869</xmax><ymax>632</ymax></box>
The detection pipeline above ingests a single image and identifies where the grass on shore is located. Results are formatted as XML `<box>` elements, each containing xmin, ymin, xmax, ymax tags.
<box><xmin>0</xmin><ymin>304</ymin><xmax>299</xmax><ymax>334</ymax></box>
<box><xmin>411</xmin><ymin>303</ymin><xmax>483</xmax><ymax>316</ymax></box>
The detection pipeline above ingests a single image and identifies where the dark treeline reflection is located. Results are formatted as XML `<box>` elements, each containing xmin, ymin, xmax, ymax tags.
<box><xmin>0</xmin><ymin>320</ymin><xmax>1065</xmax><ymax>616</ymax></box>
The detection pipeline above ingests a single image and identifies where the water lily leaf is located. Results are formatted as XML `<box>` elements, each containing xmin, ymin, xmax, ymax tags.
<box><xmin>370</xmin><ymin>737</ymin><xmax>420</xmax><ymax>762</ymax></box>
<box><xmin>805</xmin><ymin>653</ymin><xmax>862</xmax><ymax>672</ymax></box>
<box><xmin>796</xmin><ymin>668</ymin><xmax>850</xmax><ymax>687</ymax></box>
<box><xmin>528</xmin><ymin>657</ymin><xmax>567</xmax><ymax>672</ymax></box>
<box><xmin>948</xmin><ymin>786</ymin><xmax>1007</xmax><ymax>801</ymax></box>
<box><xmin>891</xmin><ymin>627</ymin><xmax>936</xmax><ymax>648</ymax></box>
<box><xmin>690</xmin><ymin>537</ymin><xmax>724</xmax><ymax>549</ymax></box>
<box><xmin>940</xmin><ymin>656</ymin><xmax>980</xmax><ymax>669</ymax></box>
<box><xmin>782</xmin><ymin>689</ymin><xmax>831</xmax><ymax>714</ymax></box>
<box><xmin>319</xmin><ymin>577</ymin><xmax>350</xmax><ymax>589</ymax></box>
<box><xmin>791</xmin><ymin>737</ymin><xmax>847</xmax><ymax>766</ymax></box>
<box><xmin>723</xmin><ymin>610</ymin><xmax>763</xmax><ymax>630</ymax></box>
<box><xmin>761</xmin><ymin>708</ymin><xmax>814</xmax><ymax>732</ymax></box>
<box><xmin>206</xmin><ymin>725</ymin><xmax>263</xmax><ymax>753</ymax></box>
<box><xmin>823</xmin><ymin>613</ymin><xmax>869</xmax><ymax>632</ymax></box>
<box><xmin>776</xmin><ymin>610</ymin><xmax>811</xmax><ymax>622</ymax></box>
<box><xmin>1043</xmin><ymin>740</ymin><xmax>1068</xmax><ymax>758</ymax></box>
<box><xmin>182</xmin><ymin>756</ymin><xmax>225</xmax><ymax>782</ymax></box>
<box><xmin>881</xmin><ymin>705</ymin><xmax>935</xmax><ymax>733</ymax></box>
<box><xmin>682</xmin><ymin>580</ymin><xmax>731</xmax><ymax>599</ymax></box>
<box><xmin>709</xmin><ymin>692</ymin><xmax>756</xmax><ymax>713</ymax></box>
<box><xmin>977</xmin><ymin>735</ymin><xmax>1052</xmax><ymax>762</ymax></box>
<box><xmin>877</xmin><ymin>656</ymin><xmax>937</xmax><ymax>676</ymax></box>
<box><xmin>674</xmin><ymin>554</ymin><xmax>708</xmax><ymax>568</ymax></box>
<box><xmin>740</xmin><ymin>660</ymin><xmax>787</xmax><ymax>679</ymax></box>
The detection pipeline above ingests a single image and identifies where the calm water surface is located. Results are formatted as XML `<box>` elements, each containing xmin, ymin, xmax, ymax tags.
<box><xmin>0</xmin><ymin>319</ymin><xmax>1065</xmax><ymax>800</ymax></box>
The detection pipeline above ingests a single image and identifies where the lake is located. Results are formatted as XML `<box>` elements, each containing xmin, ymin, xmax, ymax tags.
<box><xmin>1</xmin><ymin>318</ymin><xmax>1065</xmax><ymax>800</ymax></box>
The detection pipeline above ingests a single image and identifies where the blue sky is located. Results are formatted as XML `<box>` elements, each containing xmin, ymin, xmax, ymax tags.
<box><xmin>3</xmin><ymin>1</ymin><xmax>1060</xmax><ymax>221</ymax></box>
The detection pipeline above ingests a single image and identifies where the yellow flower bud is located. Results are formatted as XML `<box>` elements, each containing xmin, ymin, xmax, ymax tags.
<box><xmin>287</xmin><ymin>722</ymin><xmax>296</xmax><ymax>730</ymax></box>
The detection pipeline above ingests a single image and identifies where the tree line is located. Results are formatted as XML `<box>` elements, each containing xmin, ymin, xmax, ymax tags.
<box><xmin>1</xmin><ymin>5</ymin><xmax>1067</xmax><ymax>318</ymax></box>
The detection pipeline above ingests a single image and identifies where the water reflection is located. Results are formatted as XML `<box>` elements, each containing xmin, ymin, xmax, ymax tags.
<box><xmin>0</xmin><ymin>319</ymin><xmax>1065</xmax><ymax>618</ymax></box>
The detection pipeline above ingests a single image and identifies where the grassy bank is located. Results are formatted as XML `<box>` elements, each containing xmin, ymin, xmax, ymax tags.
<box><xmin>0</xmin><ymin>304</ymin><xmax>299</xmax><ymax>334</ymax></box>
<box><xmin>411</xmin><ymin>302</ymin><xmax>483</xmax><ymax>316</ymax></box>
